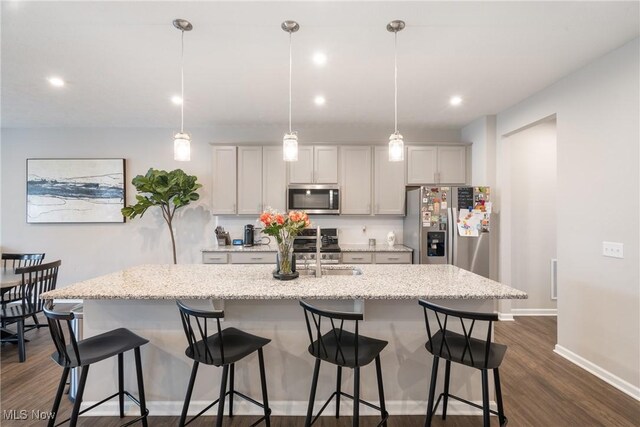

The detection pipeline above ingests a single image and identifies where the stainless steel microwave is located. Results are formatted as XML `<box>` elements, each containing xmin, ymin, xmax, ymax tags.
<box><xmin>287</xmin><ymin>185</ymin><xmax>340</xmax><ymax>215</ymax></box>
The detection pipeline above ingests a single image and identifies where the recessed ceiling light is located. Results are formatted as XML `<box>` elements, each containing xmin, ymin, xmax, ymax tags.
<box><xmin>312</xmin><ymin>52</ymin><xmax>327</xmax><ymax>66</ymax></box>
<box><xmin>314</xmin><ymin>95</ymin><xmax>326</xmax><ymax>106</ymax></box>
<box><xmin>171</xmin><ymin>95</ymin><xmax>183</xmax><ymax>105</ymax></box>
<box><xmin>47</xmin><ymin>77</ymin><xmax>65</xmax><ymax>88</ymax></box>
<box><xmin>449</xmin><ymin>95</ymin><xmax>463</xmax><ymax>106</ymax></box>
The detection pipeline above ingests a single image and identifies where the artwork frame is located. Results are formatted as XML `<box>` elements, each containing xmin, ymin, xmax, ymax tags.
<box><xmin>26</xmin><ymin>158</ymin><xmax>126</xmax><ymax>224</ymax></box>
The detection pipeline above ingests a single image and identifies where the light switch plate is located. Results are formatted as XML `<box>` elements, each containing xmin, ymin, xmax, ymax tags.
<box><xmin>602</xmin><ymin>241</ymin><xmax>624</xmax><ymax>259</ymax></box>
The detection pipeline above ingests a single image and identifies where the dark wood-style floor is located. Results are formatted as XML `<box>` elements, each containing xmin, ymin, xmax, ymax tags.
<box><xmin>2</xmin><ymin>316</ymin><xmax>639</xmax><ymax>426</ymax></box>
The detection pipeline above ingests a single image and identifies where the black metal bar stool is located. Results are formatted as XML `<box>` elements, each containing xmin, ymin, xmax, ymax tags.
<box><xmin>419</xmin><ymin>300</ymin><xmax>508</xmax><ymax>427</ymax></box>
<box><xmin>43</xmin><ymin>301</ymin><xmax>149</xmax><ymax>427</ymax></box>
<box><xmin>300</xmin><ymin>300</ymin><xmax>389</xmax><ymax>427</ymax></box>
<box><xmin>176</xmin><ymin>300</ymin><xmax>272</xmax><ymax>427</ymax></box>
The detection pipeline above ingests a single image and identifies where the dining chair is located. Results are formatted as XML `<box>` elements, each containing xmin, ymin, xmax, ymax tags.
<box><xmin>1</xmin><ymin>260</ymin><xmax>60</xmax><ymax>362</ymax></box>
<box><xmin>1</xmin><ymin>253</ymin><xmax>46</xmax><ymax>328</ymax></box>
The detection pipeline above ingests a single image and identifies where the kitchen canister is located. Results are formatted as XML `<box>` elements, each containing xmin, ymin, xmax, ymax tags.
<box><xmin>387</xmin><ymin>231</ymin><xmax>396</xmax><ymax>247</ymax></box>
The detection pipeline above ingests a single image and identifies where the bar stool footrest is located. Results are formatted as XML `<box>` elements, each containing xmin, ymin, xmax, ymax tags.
<box><xmin>309</xmin><ymin>391</ymin><xmax>389</xmax><ymax>427</ymax></box>
<box><xmin>54</xmin><ymin>390</ymin><xmax>149</xmax><ymax>427</ymax></box>
<box><xmin>430</xmin><ymin>392</ymin><xmax>508</xmax><ymax>426</ymax></box>
<box><xmin>183</xmin><ymin>389</ymin><xmax>271</xmax><ymax>427</ymax></box>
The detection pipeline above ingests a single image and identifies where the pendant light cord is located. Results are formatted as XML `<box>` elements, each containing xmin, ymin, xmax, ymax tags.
<box><xmin>288</xmin><ymin>31</ymin><xmax>292</xmax><ymax>134</ymax></box>
<box><xmin>394</xmin><ymin>30</ymin><xmax>398</xmax><ymax>134</ymax></box>
<box><xmin>180</xmin><ymin>29</ymin><xmax>185</xmax><ymax>133</ymax></box>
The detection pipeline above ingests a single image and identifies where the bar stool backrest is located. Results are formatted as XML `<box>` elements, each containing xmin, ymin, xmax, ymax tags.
<box><xmin>2</xmin><ymin>253</ymin><xmax>45</xmax><ymax>271</ymax></box>
<box><xmin>299</xmin><ymin>299</ymin><xmax>364</xmax><ymax>366</ymax></box>
<box><xmin>14</xmin><ymin>260</ymin><xmax>60</xmax><ymax>316</ymax></box>
<box><xmin>43</xmin><ymin>299</ymin><xmax>82</xmax><ymax>365</ymax></box>
<box><xmin>177</xmin><ymin>300</ymin><xmax>225</xmax><ymax>365</ymax></box>
<box><xmin>419</xmin><ymin>299</ymin><xmax>498</xmax><ymax>369</ymax></box>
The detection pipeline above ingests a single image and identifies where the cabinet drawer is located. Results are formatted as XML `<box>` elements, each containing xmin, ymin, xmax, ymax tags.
<box><xmin>374</xmin><ymin>252</ymin><xmax>412</xmax><ymax>264</ymax></box>
<box><xmin>202</xmin><ymin>253</ymin><xmax>229</xmax><ymax>264</ymax></box>
<box><xmin>341</xmin><ymin>252</ymin><xmax>373</xmax><ymax>264</ymax></box>
<box><xmin>230</xmin><ymin>252</ymin><xmax>277</xmax><ymax>264</ymax></box>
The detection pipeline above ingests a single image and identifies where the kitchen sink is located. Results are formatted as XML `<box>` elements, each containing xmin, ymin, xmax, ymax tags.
<box><xmin>297</xmin><ymin>267</ymin><xmax>363</xmax><ymax>277</ymax></box>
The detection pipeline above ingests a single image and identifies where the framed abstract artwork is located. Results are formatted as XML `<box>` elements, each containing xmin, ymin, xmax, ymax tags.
<box><xmin>26</xmin><ymin>158</ymin><xmax>126</xmax><ymax>223</ymax></box>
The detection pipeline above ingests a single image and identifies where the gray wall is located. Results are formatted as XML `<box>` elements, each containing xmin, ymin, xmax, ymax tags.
<box><xmin>0</xmin><ymin>125</ymin><xmax>460</xmax><ymax>287</ymax></box>
<box><xmin>494</xmin><ymin>38</ymin><xmax>639</xmax><ymax>390</ymax></box>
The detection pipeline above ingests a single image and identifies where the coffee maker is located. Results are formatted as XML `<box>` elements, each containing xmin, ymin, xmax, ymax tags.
<box><xmin>243</xmin><ymin>224</ymin><xmax>255</xmax><ymax>247</ymax></box>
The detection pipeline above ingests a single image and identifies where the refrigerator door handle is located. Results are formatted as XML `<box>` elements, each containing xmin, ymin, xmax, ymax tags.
<box><xmin>447</xmin><ymin>207</ymin><xmax>454</xmax><ymax>265</ymax></box>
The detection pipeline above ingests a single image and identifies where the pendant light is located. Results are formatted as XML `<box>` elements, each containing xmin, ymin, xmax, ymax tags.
<box><xmin>173</xmin><ymin>19</ymin><xmax>193</xmax><ymax>162</ymax></box>
<box><xmin>282</xmin><ymin>20</ymin><xmax>300</xmax><ymax>162</ymax></box>
<box><xmin>387</xmin><ymin>20</ymin><xmax>405</xmax><ymax>162</ymax></box>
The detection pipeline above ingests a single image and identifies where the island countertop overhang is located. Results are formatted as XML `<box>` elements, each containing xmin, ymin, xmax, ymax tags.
<box><xmin>42</xmin><ymin>264</ymin><xmax>527</xmax><ymax>301</ymax></box>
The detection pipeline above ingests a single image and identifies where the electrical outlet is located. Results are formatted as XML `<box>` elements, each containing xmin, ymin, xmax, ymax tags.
<box><xmin>602</xmin><ymin>241</ymin><xmax>624</xmax><ymax>259</ymax></box>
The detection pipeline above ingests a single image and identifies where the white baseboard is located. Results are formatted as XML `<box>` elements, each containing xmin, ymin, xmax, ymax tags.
<box><xmin>554</xmin><ymin>344</ymin><xmax>640</xmax><ymax>401</ymax></box>
<box><xmin>511</xmin><ymin>308</ymin><xmax>557</xmax><ymax>316</ymax></box>
<box><xmin>80</xmin><ymin>399</ymin><xmax>497</xmax><ymax>417</ymax></box>
<box><xmin>498</xmin><ymin>313</ymin><xmax>514</xmax><ymax>321</ymax></box>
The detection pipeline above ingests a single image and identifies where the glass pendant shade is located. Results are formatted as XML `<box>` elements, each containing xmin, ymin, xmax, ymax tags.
<box><xmin>283</xmin><ymin>132</ymin><xmax>299</xmax><ymax>162</ymax></box>
<box><xmin>388</xmin><ymin>132</ymin><xmax>404</xmax><ymax>162</ymax></box>
<box><xmin>174</xmin><ymin>132</ymin><xmax>191</xmax><ymax>161</ymax></box>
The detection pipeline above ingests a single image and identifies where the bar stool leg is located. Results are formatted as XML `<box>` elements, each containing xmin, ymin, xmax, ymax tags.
<box><xmin>118</xmin><ymin>353</ymin><xmax>125</xmax><ymax>418</ymax></box>
<box><xmin>229</xmin><ymin>363</ymin><xmax>235</xmax><ymax>417</ymax></box>
<box><xmin>481</xmin><ymin>369</ymin><xmax>490</xmax><ymax>427</ymax></box>
<box><xmin>335</xmin><ymin>366</ymin><xmax>342</xmax><ymax>418</ymax></box>
<box><xmin>375</xmin><ymin>355</ymin><xmax>387</xmax><ymax>427</ymax></box>
<box><xmin>179</xmin><ymin>361</ymin><xmax>199</xmax><ymax>427</ymax></box>
<box><xmin>134</xmin><ymin>347</ymin><xmax>149</xmax><ymax>427</ymax></box>
<box><xmin>353</xmin><ymin>366</ymin><xmax>360</xmax><ymax>427</ymax></box>
<box><xmin>47</xmin><ymin>367</ymin><xmax>70</xmax><ymax>427</ymax></box>
<box><xmin>258</xmin><ymin>348</ymin><xmax>271</xmax><ymax>427</ymax></box>
<box><xmin>70</xmin><ymin>365</ymin><xmax>89</xmax><ymax>427</ymax></box>
<box><xmin>216</xmin><ymin>365</ymin><xmax>229</xmax><ymax>427</ymax></box>
<box><xmin>424</xmin><ymin>356</ymin><xmax>439</xmax><ymax>427</ymax></box>
<box><xmin>494</xmin><ymin>368</ymin><xmax>506</xmax><ymax>426</ymax></box>
<box><xmin>304</xmin><ymin>358</ymin><xmax>321</xmax><ymax>427</ymax></box>
<box><xmin>442</xmin><ymin>360</ymin><xmax>451</xmax><ymax>420</ymax></box>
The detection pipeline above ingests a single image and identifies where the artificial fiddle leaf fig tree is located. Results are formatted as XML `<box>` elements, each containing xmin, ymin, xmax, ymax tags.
<box><xmin>122</xmin><ymin>168</ymin><xmax>202</xmax><ymax>264</ymax></box>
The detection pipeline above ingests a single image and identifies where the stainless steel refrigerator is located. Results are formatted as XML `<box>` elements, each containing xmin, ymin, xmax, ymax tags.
<box><xmin>403</xmin><ymin>186</ymin><xmax>492</xmax><ymax>278</ymax></box>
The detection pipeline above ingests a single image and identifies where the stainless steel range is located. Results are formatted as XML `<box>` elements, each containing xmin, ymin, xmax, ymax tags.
<box><xmin>294</xmin><ymin>228</ymin><xmax>341</xmax><ymax>264</ymax></box>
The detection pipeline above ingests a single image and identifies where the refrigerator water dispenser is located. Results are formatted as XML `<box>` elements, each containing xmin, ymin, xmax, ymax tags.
<box><xmin>427</xmin><ymin>232</ymin><xmax>446</xmax><ymax>257</ymax></box>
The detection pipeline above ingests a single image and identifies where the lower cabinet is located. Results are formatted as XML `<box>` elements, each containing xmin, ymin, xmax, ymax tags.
<box><xmin>202</xmin><ymin>252</ymin><xmax>276</xmax><ymax>264</ymax></box>
<box><xmin>341</xmin><ymin>252</ymin><xmax>411</xmax><ymax>264</ymax></box>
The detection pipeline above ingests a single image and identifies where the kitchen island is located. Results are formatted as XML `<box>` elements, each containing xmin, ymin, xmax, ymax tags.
<box><xmin>42</xmin><ymin>264</ymin><xmax>526</xmax><ymax>418</ymax></box>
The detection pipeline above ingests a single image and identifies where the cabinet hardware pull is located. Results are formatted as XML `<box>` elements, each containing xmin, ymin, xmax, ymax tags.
<box><xmin>353</xmin><ymin>257</ymin><xmax>363</xmax><ymax>260</ymax></box>
<box><xmin>388</xmin><ymin>257</ymin><xmax>399</xmax><ymax>260</ymax></box>
<box><xmin>251</xmin><ymin>257</ymin><xmax>263</xmax><ymax>260</ymax></box>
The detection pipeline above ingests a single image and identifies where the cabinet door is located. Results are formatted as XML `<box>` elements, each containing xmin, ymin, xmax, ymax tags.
<box><xmin>437</xmin><ymin>146</ymin><xmax>467</xmax><ymax>184</ymax></box>
<box><xmin>314</xmin><ymin>146</ymin><xmax>339</xmax><ymax>183</ymax></box>
<box><xmin>374</xmin><ymin>146</ymin><xmax>406</xmax><ymax>215</ymax></box>
<box><xmin>211</xmin><ymin>146</ymin><xmax>237</xmax><ymax>214</ymax></box>
<box><xmin>262</xmin><ymin>146</ymin><xmax>287</xmax><ymax>212</ymax></box>
<box><xmin>340</xmin><ymin>146</ymin><xmax>372</xmax><ymax>215</ymax></box>
<box><xmin>288</xmin><ymin>146</ymin><xmax>314</xmax><ymax>183</ymax></box>
<box><xmin>237</xmin><ymin>147</ymin><xmax>263</xmax><ymax>215</ymax></box>
<box><xmin>407</xmin><ymin>146</ymin><xmax>438</xmax><ymax>184</ymax></box>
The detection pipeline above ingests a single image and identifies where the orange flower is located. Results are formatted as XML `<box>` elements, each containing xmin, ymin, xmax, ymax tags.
<box><xmin>289</xmin><ymin>211</ymin><xmax>301</xmax><ymax>222</ymax></box>
<box><xmin>275</xmin><ymin>214</ymin><xmax>285</xmax><ymax>225</ymax></box>
<box><xmin>259</xmin><ymin>212</ymin><xmax>273</xmax><ymax>226</ymax></box>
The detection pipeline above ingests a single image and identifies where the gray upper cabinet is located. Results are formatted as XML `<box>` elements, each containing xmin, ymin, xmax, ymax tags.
<box><xmin>437</xmin><ymin>146</ymin><xmax>467</xmax><ymax>184</ymax></box>
<box><xmin>288</xmin><ymin>146</ymin><xmax>314</xmax><ymax>183</ymax></box>
<box><xmin>340</xmin><ymin>146</ymin><xmax>372</xmax><ymax>215</ymax></box>
<box><xmin>314</xmin><ymin>146</ymin><xmax>339</xmax><ymax>183</ymax></box>
<box><xmin>288</xmin><ymin>145</ymin><xmax>338</xmax><ymax>184</ymax></box>
<box><xmin>407</xmin><ymin>146</ymin><xmax>438</xmax><ymax>184</ymax></box>
<box><xmin>237</xmin><ymin>146</ymin><xmax>263</xmax><ymax>215</ymax></box>
<box><xmin>262</xmin><ymin>146</ymin><xmax>287</xmax><ymax>212</ymax></box>
<box><xmin>407</xmin><ymin>145</ymin><xmax>467</xmax><ymax>185</ymax></box>
<box><xmin>374</xmin><ymin>146</ymin><xmax>406</xmax><ymax>215</ymax></box>
<box><xmin>211</xmin><ymin>146</ymin><xmax>237</xmax><ymax>214</ymax></box>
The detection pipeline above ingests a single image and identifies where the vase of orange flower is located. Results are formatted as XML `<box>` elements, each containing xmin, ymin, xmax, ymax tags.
<box><xmin>259</xmin><ymin>209</ymin><xmax>310</xmax><ymax>279</ymax></box>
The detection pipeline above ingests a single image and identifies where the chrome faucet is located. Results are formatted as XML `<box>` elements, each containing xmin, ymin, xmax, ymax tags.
<box><xmin>315</xmin><ymin>226</ymin><xmax>322</xmax><ymax>278</ymax></box>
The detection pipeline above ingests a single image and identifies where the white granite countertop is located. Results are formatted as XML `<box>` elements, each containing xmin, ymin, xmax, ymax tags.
<box><xmin>340</xmin><ymin>244</ymin><xmax>413</xmax><ymax>252</ymax></box>
<box><xmin>42</xmin><ymin>264</ymin><xmax>527</xmax><ymax>301</ymax></box>
<box><xmin>203</xmin><ymin>244</ymin><xmax>277</xmax><ymax>252</ymax></box>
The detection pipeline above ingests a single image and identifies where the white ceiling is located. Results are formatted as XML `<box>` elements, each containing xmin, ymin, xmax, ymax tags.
<box><xmin>2</xmin><ymin>1</ymin><xmax>638</xmax><ymax>130</ymax></box>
